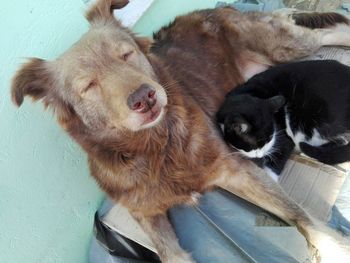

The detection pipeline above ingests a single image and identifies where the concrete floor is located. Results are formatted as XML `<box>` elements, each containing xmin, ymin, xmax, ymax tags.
<box><xmin>284</xmin><ymin>0</ymin><xmax>350</xmax><ymax>11</ymax></box>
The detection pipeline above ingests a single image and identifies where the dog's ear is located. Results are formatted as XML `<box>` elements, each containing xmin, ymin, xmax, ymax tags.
<box><xmin>86</xmin><ymin>0</ymin><xmax>129</xmax><ymax>24</ymax></box>
<box><xmin>11</xmin><ymin>58</ymin><xmax>53</xmax><ymax>107</ymax></box>
<box><xmin>135</xmin><ymin>37</ymin><xmax>153</xmax><ymax>53</ymax></box>
<box><xmin>11</xmin><ymin>58</ymin><xmax>75</xmax><ymax>123</ymax></box>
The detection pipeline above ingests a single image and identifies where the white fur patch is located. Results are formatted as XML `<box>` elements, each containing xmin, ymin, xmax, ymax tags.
<box><xmin>185</xmin><ymin>192</ymin><xmax>202</xmax><ymax>206</ymax></box>
<box><xmin>331</xmin><ymin>23</ymin><xmax>350</xmax><ymax>34</ymax></box>
<box><xmin>242</xmin><ymin>62</ymin><xmax>269</xmax><ymax>81</ymax></box>
<box><xmin>238</xmin><ymin>132</ymin><xmax>276</xmax><ymax>159</ymax></box>
<box><xmin>321</xmin><ymin>31</ymin><xmax>350</xmax><ymax>47</ymax></box>
<box><xmin>337</xmin><ymin>134</ymin><xmax>350</xmax><ymax>146</ymax></box>
<box><xmin>219</xmin><ymin>123</ymin><xmax>225</xmax><ymax>133</ymax></box>
<box><xmin>285</xmin><ymin>112</ymin><xmax>328</xmax><ymax>151</ymax></box>
<box><xmin>264</xmin><ymin>167</ymin><xmax>279</xmax><ymax>182</ymax></box>
<box><xmin>308</xmin><ymin>129</ymin><xmax>329</xmax><ymax>147</ymax></box>
<box><xmin>191</xmin><ymin>192</ymin><xmax>201</xmax><ymax>203</ymax></box>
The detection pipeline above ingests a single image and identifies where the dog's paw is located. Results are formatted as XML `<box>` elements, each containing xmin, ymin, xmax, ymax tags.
<box><xmin>305</xmin><ymin>223</ymin><xmax>350</xmax><ymax>263</ymax></box>
<box><xmin>165</xmin><ymin>251</ymin><xmax>195</xmax><ymax>263</ymax></box>
<box><xmin>185</xmin><ymin>192</ymin><xmax>202</xmax><ymax>206</ymax></box>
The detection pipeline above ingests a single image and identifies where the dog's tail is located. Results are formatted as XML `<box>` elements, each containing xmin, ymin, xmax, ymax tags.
<box><xmin>303</xmin><ymin>222</ymin><xmax>350</xmax><ymax>263</ymax></box>
<box><xmin>292</xmin><ymin>12</ymin><xmax>349</xmax><ymax>29</ymax></box>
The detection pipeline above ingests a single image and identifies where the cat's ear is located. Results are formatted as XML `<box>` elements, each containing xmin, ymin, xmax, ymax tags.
<box><xmin>268</xmin><ymin>95</ymin><xmax>285</xmax><ymax>113</ymax></box>
<box><xmin>231</xmin><ymin>118</ymin><xmax>251</xmax><ymax>134</ymax></box>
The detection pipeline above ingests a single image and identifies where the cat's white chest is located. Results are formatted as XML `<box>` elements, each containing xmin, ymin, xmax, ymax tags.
<box><xmin>285</xmin><ymin>113</ymin><xmax>328</xmax><ymax>150</ymax></box>
<box><xmin>238</xmin><ymin>133</ymin><xmax>276</xmax><ymax>158</ymax></box>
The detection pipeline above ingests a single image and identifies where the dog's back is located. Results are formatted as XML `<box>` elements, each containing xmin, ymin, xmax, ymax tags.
<box><xmin>152</xmin><ymin>7</ymin><xmax>246</xmax><ymax>117</ymax></box>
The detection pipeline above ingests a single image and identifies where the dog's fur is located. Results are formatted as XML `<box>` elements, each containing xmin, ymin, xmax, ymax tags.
<box><xmin>11</xmin><ymin>1</ymin><xmax>350</xmax><ymax>262</ymax></box>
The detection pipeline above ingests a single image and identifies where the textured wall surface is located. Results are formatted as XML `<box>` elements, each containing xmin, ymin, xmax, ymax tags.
<box><xmin>0</xmin><ymin>1</ymin><xmax>104</xmax><ymax>263</ymax></box>
<box><xmin>1</xmin><ymin>0</ymin><xmax>221</xmax><ymax>262</ymax></box>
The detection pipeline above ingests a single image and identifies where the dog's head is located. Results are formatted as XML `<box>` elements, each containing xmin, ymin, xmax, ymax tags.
<box><xmin>11</xmin><ymin>0</ymin><xmax>167</xmax><ymax>140</ymax></box>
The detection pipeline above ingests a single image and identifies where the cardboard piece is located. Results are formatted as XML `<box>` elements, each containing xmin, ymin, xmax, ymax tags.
<box><xmin>280</xmin><ymin>155</ymin><xmax>347</xmax><ymax>222</ymax></box>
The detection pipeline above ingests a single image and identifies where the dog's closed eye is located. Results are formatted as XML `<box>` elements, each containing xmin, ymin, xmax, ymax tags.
<box><xmin>122</xmin><ymin>50</ymin><xmax>134</xmax><ymax>61</ymax></box>
<box><xmin>82</xmin><ymin>80</ymin><xmax>98</xmax><ymax>94</ymax></box>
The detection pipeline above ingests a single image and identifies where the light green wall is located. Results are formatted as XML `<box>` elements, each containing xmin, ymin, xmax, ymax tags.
<box><xmin>1</xmin><ymin>0</ymin><xmax>221</xmax><ymax>262</ymax></box>
<box><xmin>0</xmin><ymin>1</ymin><xmax>103</xmax><ymax>263</ymax></box>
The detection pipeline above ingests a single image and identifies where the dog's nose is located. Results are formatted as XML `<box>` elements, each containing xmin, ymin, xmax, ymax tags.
<box><xmin>127</xmin><ymin>84</ymin><xmax>157</xmax><ymax>113</ymax></box>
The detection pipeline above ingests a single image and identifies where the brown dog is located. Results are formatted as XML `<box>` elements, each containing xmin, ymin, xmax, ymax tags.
<box><xmin>11</xmin><ymin>0</ymin><xmax>350</xmax><ymax>262</ymax></box>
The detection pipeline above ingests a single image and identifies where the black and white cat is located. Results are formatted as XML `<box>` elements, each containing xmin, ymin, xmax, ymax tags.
<box><xmin>217</xmin><ymin>60</ymin><xmax>350</xmax><ymax>181</ymax></box>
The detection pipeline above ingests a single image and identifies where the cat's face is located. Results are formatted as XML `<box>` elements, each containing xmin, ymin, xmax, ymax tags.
<box><xmin>217</xmin><ymin>94</ymin><xmax>285</xmax><ymax>158</ymax></box>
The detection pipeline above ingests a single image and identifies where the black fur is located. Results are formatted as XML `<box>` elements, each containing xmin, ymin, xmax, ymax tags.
<box><xmin>217</xmin><ymin>60</ymin><xmax>350</xmax><ymax>176</ymax></box>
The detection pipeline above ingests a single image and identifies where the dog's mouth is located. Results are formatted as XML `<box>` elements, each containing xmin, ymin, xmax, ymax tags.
<box><xmin>141</xmin><ymin>104</ymin><xmax>164</xmax><ymax>127</ymax></box>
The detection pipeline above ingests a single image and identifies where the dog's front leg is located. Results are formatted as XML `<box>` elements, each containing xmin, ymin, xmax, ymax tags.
<box><xmin>215</xmin><ymin>160</ymin><xmax>312</xmax><ymax>227</ymax></box>
<box><xmin>131</xmin><ymin>211</ymin><xmax>194</xmax><ymax>263</ymax></box>
<box><xmin>214</xmin><ymin>159</ymin><xmax>350</xmax><ymax>262</ymax></box>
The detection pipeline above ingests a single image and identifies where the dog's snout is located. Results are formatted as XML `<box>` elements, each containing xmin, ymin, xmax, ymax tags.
<box><xmin>127</xmin><ymin>84</ymin><xmax>157</xmax><ymax>113</ymax></box>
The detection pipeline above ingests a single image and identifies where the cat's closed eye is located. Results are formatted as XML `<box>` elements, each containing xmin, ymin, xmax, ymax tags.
<box><xmin>231</xmin><ymin>122</ymin><xmax>250</xmax><ymax>134</ymax></box>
